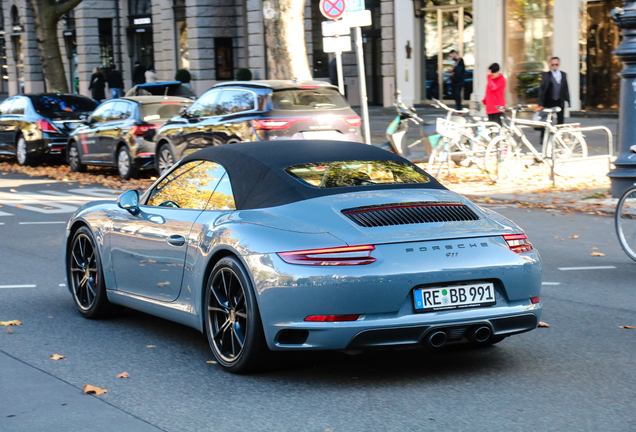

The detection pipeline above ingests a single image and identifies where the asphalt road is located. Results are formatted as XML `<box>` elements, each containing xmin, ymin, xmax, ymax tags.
<box><xmin>1</xmin><ymin>173</ymin><xmax>635</xmax><ymax>432</ymax></box>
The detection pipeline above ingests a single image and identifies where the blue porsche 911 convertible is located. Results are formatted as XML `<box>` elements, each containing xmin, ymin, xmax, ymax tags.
<box><xmin>64</xmin><ymin>140</ymin><xmax>542</xmax><ymax>373</ymax></box>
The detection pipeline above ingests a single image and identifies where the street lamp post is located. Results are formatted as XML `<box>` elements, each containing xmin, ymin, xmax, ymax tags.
<box><xmin>609</xmin><ymin>2</ymin><xmax>636</xmax><ymax>196</ymax></box>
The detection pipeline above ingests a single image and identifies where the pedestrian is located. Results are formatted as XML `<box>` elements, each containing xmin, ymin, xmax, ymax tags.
<box><xmin>132</xmin><ymin>61</ymin><xmax>146</xmax><ymax>86</ymax></box>
<box><xmin>448</xmin><ymin>49</ymin><xmax>465</xmax><ymax>110</ymax></box>
<box><xmin>107</xmin><ymin>64</ymin><xmax>124</xmax><ymax>99</ymax></box>
<box><xmin>536</xmin><ymin>56</ymin><xmax>570</xmax><ymax>143</ymax></box>
<box><xmin>481</xmin><ymin>63</ymin><xmax>506</xmax><ymax>125</ymax></box>
<box><xmin>88</xmin><ymin>67</ymin><xmax>106</xmax><ymax>104</ymax></box>
<box><xmin>145</xmin><ymin>65</ymin><xmax>157</xmax><ymax>83</ymax></box>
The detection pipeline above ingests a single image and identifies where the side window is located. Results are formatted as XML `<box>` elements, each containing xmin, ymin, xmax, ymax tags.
<box><xmin>90</xmin><ymin>103</ymin><xmax>113</xmax><ymax>123</ymax></box>
<box><xmin>214</xmin><ymin>90</ymin><xmax>255</xmax><ymax>116</ymax></box>
<box><xmin>109</xmin><ymin>102</ymin><xmax>131</xmax><ymax>121</ymax></box>
<box><xmin>146</xmin><ymin>160</ymin><xmax>227</xmax><ymax>210</ymax></box>
<box><xmin>188</xmin><ymin>90</ymin><xmax>220</xmax><ymax>118</ymax></box>
<box><xmin>10</xmin><ymin>98</ymin><xmax>26</xmax><ymax>115</ymax></box>
<box><xmin>0</xmin><ymin>98</ymin><xmax>13</xmax><ymax>115</ymax></box>
<box><xmin>206</xmin><ymin>173</ymin><xmax>236</xmax><ymax>211</ymax></box>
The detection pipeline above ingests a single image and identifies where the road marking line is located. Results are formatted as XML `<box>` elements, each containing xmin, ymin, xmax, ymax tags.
<box><xmin>558</xmin><ymin>266</ymin><xmax>616</xmax><ymax>271</ymax></box>
<box><xmin>19</xmin><ymin>221</ymin><xmax>67</xmax><ymax>225</ymax></box>
<box><xmin>0</xmin><ymin>210</ymin><xmax>13</xmax><ymax>216</ymax></box>
<box><xmin>59</xmin><ymin>284</ymin><xmax>66</xmax><ymax>287</ymax></box>
<box><xmin>0</xmin><ymin>284</ymin><xmax>37</xmax><ymax>289</ymax></box>
<box><xmin>542</xmin><ymin>282</ymin><xmax>561</xmax><ymax>285</ymax></box>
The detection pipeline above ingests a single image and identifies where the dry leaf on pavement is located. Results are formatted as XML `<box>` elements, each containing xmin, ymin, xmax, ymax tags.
<box><xmin>83</xmin><ymin>384</ymin><xmax>108</xmax><ymax>395</ymax></box>
<box><xmin>206</xmin><ymin>361</ymin><xmax>217</xmax><ymax>364</ymax></box>
<box><xmin>50</xmin><ymin>354</ymin><xmax>66</xmax><ymax>360</ymax></box>
<box><xmin>146</xmin><ymin>345</ymin><xmax>155</xmax><ymax>348</ymax></box>
<box><xmin>592</xmin><ymin>247</ymin><xmax>599</xmax><ymax>250</ymax></box>
<box><xmin>590</xmin><ymin>252</ymin><xmax>606</xmax><ymax>257</ymax></box>
<box><xmin>570</xmin><ymin>235</ymin><xmax>579</xmax><ymax>239</ymax></box>
<box><xmin>116</xmin><ymin>372</ymin><xmax>130</xmax><ymax>378</ymax></box>
<box><xmin>619</xmin><ymin>326</ymin><xmax>636</xmax><ymax>329</ymax></box>
<box><xmin>538</xmin><ymin>322</ymin><xmax>550</xmax><ymax>328</ymax></box>
<box><xmin>0</xmin><ymin>320</ymin><xmax>22</xmax><ymax>326</ymax></box>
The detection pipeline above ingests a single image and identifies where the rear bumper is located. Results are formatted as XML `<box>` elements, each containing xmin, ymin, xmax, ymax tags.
<box><xmin>26</xmin><ymin>136</ymin><xmax>69</xmax><ymax>157</ymax></box>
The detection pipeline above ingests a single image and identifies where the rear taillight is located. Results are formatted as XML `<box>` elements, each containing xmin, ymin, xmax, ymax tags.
<box><xmin>36</xmin><ymin>119</ymin><xmax>59</xmax><ymax>133</ymax></box>
<box><xmin>343</xmin><ymin>116</ymin><xmax>362</xmax><ymax>127</ymax></box>
<box><xmin>503</xmin><ymin>234</ymin><xmax>533</xmax><ymax>253</ymax></box>
<box><xmin>252</xmin><ymin>119</ymin><xmax>301</xmax><ymax>130</ymax></box>
<box><xmin>131</xmin><ymin>124</ymin><xmax>159</xmax><ymax>137</ymax></box>
<box><xmin>305</xmin><ymin>314</ymin><xmax>360</xmax><ymax>322</ymax></box>
<box><xmin>530</xmin><ymin>296</ymin><xmax>540</xmax><ymax>304</ymax></box>
<box><xmin>278</xmin><ymin>245</ymin><xmax>376</xmax><ymax>266</ymax></box>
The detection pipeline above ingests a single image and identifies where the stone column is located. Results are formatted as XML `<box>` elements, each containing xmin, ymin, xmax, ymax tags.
<box><xmin>553</xmin><ymin>0</ymin><xmax>581</xmax><ymax>113</ymax></box>
<box><xmin>472</xmin><ymin>0</ymin><xmax>504</xmax><ymax>114</ymax></box>
<box><xmin>393</xmin><ymin>0</ymin><xmax>415</xmax><ymax>107</ymax></box>
<box><xmin>608</xmin><ymin>2</ymin><xmax>636</xmax><ymax>196</ymax></box>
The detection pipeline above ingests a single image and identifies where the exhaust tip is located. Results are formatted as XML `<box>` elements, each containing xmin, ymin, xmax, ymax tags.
<box><xmin>426</xmin><ymin>331</ymin><xmax>447</xmax><ymax>348</ymax></box>
<box><xmin>472</xmin><ymin>326</ymin><xmax>492</xmax><ymax>343</ymax></box>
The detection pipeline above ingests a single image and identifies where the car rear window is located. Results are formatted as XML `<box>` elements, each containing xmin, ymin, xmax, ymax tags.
<box><xmin>271</xmin><ymin>88</ymin><xmax>349</xmax><ymax>110</ymax></box>
<box><xmin>285</xmin><ymin>160</ymin><xmax>431</xmax><ymax>188</ymax></box>
<box><xmin>32</xmin><ymin>95</ymin><xmax>98</xmax><ymax>117</ymax></box>
<box><xmin>140</xmin><ymin>101</ymin><xmax>193</xmax><ymax>122</ymax></box>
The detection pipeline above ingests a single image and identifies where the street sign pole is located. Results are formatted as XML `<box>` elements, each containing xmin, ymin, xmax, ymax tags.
<box><xmin>355</xmin><ymin>26</ymin><xmax>371</xmax><ymax>144</ymax></box>
<box><xmin>335</xmin><ymin>51</ymin><xmax>345</xmax><ymax>95</ymax></box>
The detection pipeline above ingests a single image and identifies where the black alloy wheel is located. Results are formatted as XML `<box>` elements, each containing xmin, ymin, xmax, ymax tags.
<box><xmin>156</xmin><ymin>143</ymin><xmax>175</xmax><ymax>175</ymax></box>
<box><xmin>68</xmin><ymin>142</ymin><xmax>87</xmax><ymax>173</ymax></box>
<box><xmin>205</xmin><ymin>257</ymin><xmax>272</xmax><ymax>373</ymax></box>
<box><xmin>67</xmin><ymin>226</ymin><xmax>117</xmax><ymax>318</ymax></box>
<box><xmin>117</xmin><ymin>146</ymin><xmax>138</xmax><ymax>180</ymax></box>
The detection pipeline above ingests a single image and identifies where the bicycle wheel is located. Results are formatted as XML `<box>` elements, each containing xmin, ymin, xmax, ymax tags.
<box><xmin>551</xmin><ymin>131</ymin><xmax>588</xmax><ymax>159</ymax></box>
<box><xmin>427</xmin><ymin>140</ymin><xmax>449</xmax><ymax>177</ymax></box>
<box><xmin>615</xmin><ymin>185</ymin><xmax>636</xmax><ymax>262</ymax></box>
<box><xmin>484</xmin><ymin>136</ymin><xmax>520</xmax><ymax>182</ymax></box>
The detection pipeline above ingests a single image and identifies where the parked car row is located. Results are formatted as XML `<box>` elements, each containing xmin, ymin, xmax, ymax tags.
<box><xmin>0</xmin><ymin>80</ymin><xmax>362</xmax><ymax>179</ymax></box>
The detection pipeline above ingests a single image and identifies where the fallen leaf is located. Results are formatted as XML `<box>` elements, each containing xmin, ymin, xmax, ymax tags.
<box><xmin>146</xmin><ymin>345</ymin><xmax>155</xmax><ymax>348</ymax></box>
<box><xmin>592</xmin><ymin>247</ymin><xmax>599</xmax><ymax>250</ymax></box>
<box><xmin>590</xmin><ymin>252</ymin><xmax>606</xmax><ymax>257</ymax></box>
<box><xmin>538</xmin><ymin>322</ymin><xmax>550</xmax><ymax>328</ymax></box>
<box><xmin>570</xmin><ymin>235</ymin><xmax>579</xmax><ymax>239</ymax></box>
<box><xmin>16</xmin><ymin>204</ymin><xmax>23</xmax><ymax>208</ymax></box>
<box><xmin>619</xmin><ymin>325</ymin><xmax>636</xmax><ymax>329</ymax></box>
<box><xmin>116</xmin><ymin>372</ymin><xmax>130</xmax><ymax>378</ymax></box>
<box><xmin>9</xmin><ymin>188</ymin><xmax>16</xmax><ymax>192</ymax></box>
<box><xmin>140</xmin><ymin>259</ymin><xmax>156</xmax><ymax>263</ymax></box>
<box><xmin>0</xmin><ymin>320</ymin><xmax>22</xmax><ymax>326</ymax></box>
<box><xmin>83</xmin><ymin>384</ymin><xmax>108</xmax><ymax>395</ymax></box>
<box><xmin>43</xmin><ymin>206</ymin><xmax>54</xmax><ymax>209</ymax></box>
<box><xmin>156</xmin><ymin>281</ymin><xmax>170</xmax><ymax>287</ymax></box>
<box><xmin>50</xmin><ymin>354</ymin><xmax>66</xmax><ymax>360</ymax></box>
<box><xmin>206</xmin><ymin>361</ymin><xmax>217</xmax><ymax>364</ymax></box>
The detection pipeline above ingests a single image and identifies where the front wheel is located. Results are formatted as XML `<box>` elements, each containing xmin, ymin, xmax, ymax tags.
<box><xmin>117</xmin><ymin>146</ymin><xmax>138</xmax><ymax>180</ymax></box>
<box><xmin>204</xmin><ymin>256</ymin><xmax>273</xmax><ymax>374</ymax></box>
<box><xmin>551</xmin><ymin>131</ymin><xmax>588</xmax><ymax>160</ymax></box>
<box><xmin>68</xmin><ymin>142</ymin><xmax>86</xmax><ymax>173</ymax></box>
<box><xmin>615</xmin><ymin>185</ymin><xmax>636</xmax><ymax>262</ymax></box>
<box><xmin>156</xmin><ymin>143</ymin><xmax>175</xmax><ymax>175</ymax></box>
<box><xmin>485</xmin><ymin>136</ymin><xmax>520</xmax><ymax>182</ymax></box>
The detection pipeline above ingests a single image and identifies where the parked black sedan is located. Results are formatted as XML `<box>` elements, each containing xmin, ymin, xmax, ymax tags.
<box><xmin>153</xmin><ymin>80</ymin><xmax>362</xmax><ymax>174</ymax></box>
<box><xmin>0</xmin><ymin>93</ymin><xmax>98</xmax><ymax>166</ymax></box>
<box><xmin>67</xmin><ymin>96</ymin><xmax>193</xmax><ymax>179</ymax></box>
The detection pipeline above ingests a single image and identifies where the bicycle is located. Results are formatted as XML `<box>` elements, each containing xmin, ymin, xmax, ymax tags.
<box><xmin>484</xmin><ymin>105</ymin><xmax>588</xmax><ymax>182</ymax></box>
<box><xmin>615</xmin><ymin>146</ymin><xmax>636</xmax><ymax>261</ymax></box>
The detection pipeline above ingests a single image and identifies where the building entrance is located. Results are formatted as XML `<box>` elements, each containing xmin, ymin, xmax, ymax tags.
<box><xmin>419</xmin><ymin>2</ymin><xmax>473</xmax><ymax>104</ymax></box>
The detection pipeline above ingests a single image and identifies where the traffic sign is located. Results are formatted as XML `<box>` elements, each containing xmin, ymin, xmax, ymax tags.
<box><xmin>319</xmin><ymin>0</ymin><xmax>347</xmax><ymax>20</ymax></box>
<box><xmin>346</xmin><ymin>0</ymin><xmax>365</xmax><ymax>13</ymax></box>
<box><xmin>323</xmin><ymin>36</ymin><xmax>352</xmax><ymax>53</ymax></box>
<box><xmin>342</xmin><ymin>10</ymin><xmax>372</xmax><ymax>27</ymax></box>
<box><xmin>321</xmin><ymin>20</ymin><xmax>350</xmax><ymax>37</ymax></box>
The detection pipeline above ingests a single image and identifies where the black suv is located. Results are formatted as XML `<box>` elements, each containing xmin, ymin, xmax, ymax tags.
<box><xmin>153</xmin><ymin>80</ymin><xmax>362</xmax><ymax>174</ymax></box>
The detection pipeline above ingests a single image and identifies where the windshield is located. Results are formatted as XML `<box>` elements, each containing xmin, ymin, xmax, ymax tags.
<box><xmin>286</xmin><ymin>160</ymin><xmax>431</xmax><ymax>188</ymax></box>
<box><xmin>271</xmin><ymin>88</ymin><xmax>349</xmax><ymax>110</ymax></box>
<box><xmin>32</xmin><ymin>95</ymin><xmax>98</xmax><ymax>118</ymax></box>
<box><xmin>140</xmin><ymin>101</ymin><xmax>193</xmax><ymax>122</ymax></box>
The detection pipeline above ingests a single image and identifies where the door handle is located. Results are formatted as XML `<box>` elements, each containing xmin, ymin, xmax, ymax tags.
<box><xmin>197</xmin><ymin>126</ymin><xmax>206</xmax><ymax>130</ymax></box>
<box><xmin>167</xmin><ymin>235</ymin><xmax>186</xmax><ymax>247</ymax></box>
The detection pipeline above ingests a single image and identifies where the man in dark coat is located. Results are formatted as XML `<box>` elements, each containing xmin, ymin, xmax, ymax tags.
<box><xmin>448</xmin><ymin>49</ymin><xmax>465</xmax><ymax>110</ymax></box>
<box><xmin>537</xmin><ymin>56</ymin><xmax>570</xmax><ymax>125</ymax></box>
<box><xmin>132</xmin><ymin>61</ymin><xmax>146</xmax><ymax>85</ymax></box>
<box><xmin>107</xmin><ymin>65</ymin><xmax>124</xmax><ymax>99</ymax></box>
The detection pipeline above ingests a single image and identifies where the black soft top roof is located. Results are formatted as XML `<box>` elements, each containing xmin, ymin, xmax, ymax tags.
<box><xmin>180</xmin><ymin>141</ymin><xmax>447</xmax><ymax>210</ymax></box>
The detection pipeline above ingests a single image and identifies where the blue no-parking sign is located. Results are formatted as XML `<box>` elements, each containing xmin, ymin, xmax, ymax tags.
<box><xmin>347</xmin><ymin>0</ymin><xmax>365</xmax><ymax>13</ymax></box>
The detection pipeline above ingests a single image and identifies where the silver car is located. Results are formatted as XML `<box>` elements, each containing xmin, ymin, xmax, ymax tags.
<box><xmin>64</xmin><ymin>141</ymin><xmax>542</xmax><ymax>373</ymax></box>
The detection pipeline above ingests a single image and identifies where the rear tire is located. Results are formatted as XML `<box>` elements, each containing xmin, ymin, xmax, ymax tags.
<box><xmin>485</xmin><ymin>136</ymin><xmax>520</xmax><ymax>182</ymax></box>
<box><xmin>16</xmin><ymin>136</ymin><xmax>36</xmax><ymax>166</ymax></box>
<box><xmin>117</xmin><ymin>146</ymin><xmax>138</xmax><ymax>180</ymax></box>
<box><xmin>156</xmin><ymin>143</ymin><xmax>175</xmax><ymax>175</ymax></box>
<box><xmin>68</xmin><ymin>142</ymin><xmax>87</xmax><ymax>173</ymax></box>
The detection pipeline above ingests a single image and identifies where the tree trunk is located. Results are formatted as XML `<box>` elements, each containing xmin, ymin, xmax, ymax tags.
<box><xmin>27</xmin><ymin>0</ymin><xmax>83</xmax><ymax>93</ymax></box>
<box><xmin>263</xmin><ymin>0</ymin><xmax>312</xmax><ymax>80</ymax></box>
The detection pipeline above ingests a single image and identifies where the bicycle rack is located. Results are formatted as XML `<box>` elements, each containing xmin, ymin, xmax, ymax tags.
<box><xmin>549</xmin><ymin>126</ymin><xmax>614</xmax><ymax>187</ymax></box>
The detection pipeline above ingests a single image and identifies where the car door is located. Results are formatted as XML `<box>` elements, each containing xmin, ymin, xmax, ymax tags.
<box><xmin>212</xmin><ymin>89</ymin><xmax>257</xmax><ymax>143</ymax></box>
<box><xmin>108</xmin><ymin>160</ymin><xmax>228</xmax><ymax>301</ymax></box>
<box><xmin>0</xmin><ymin>98</ymin><xmax>15</xmax><ymax>153</ymax></box>
<box><xmin>172</xmin><ymin>90</ymin><xmax>221</xmax><ymax>158</ymax></box>
<box><xmin>98</xmin><ymin>101</ymin><xmax>131</xmax><ymax>163</ymax></box>
<box><xmin>78</xmin><ymin>102</ymin><xmax>113</xmax><ymax>163</ymax></box>
<box><xmin>4</xmin><ymin>97</ymin><xmax>27</xmax><ymax>154</ymax></box>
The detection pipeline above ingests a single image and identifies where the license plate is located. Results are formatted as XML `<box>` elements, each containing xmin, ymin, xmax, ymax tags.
<box><xmin>302</xmin><ymin>131</ymin><xmax>343</xmax><ymax>140</ymax></box>
<box><xmin>414</xmin><ymin>282</ymin><xmax>496</xmax><ymax>312</ymax></box>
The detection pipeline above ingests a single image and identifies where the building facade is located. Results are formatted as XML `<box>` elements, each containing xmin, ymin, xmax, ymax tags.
<box><xmin>0</xmin><ymin>0</ymin><xmax>622</xmax><ymax>113</ymax></box>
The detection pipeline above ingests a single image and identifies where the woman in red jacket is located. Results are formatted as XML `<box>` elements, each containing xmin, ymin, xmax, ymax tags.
<box><xmin>482</xmin><ymin>63</ymin><xmax>506</xmax><ymax>125</ymax></box>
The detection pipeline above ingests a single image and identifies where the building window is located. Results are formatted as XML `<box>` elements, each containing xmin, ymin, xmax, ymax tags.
<box><xmin>505</xmin><ymin>0</ymin><xmax>553</xmax><ymax>105</ymax></box>
<box><xmin>130</xmin><ymin>0</ymin><xmax>152</xmax><ymax>15</ymax></box>
<box><xmin>174</xmin><ymin>0</ymin><xmax>189</xmax><ymax>70</ymax></box>
<box><xmin>215</xmin><ymin>38</ymin><xmax>233</xmax><ymax>80</ymax></box>
<box><xmin>311</xmin><ymin>0</ymin><xmax>329</xmax><ymax>79</ymax></box>
<box><xmin>98</xmin><ymin>19</ymin><xmax>114</xmax><ymax>69</ymax></box>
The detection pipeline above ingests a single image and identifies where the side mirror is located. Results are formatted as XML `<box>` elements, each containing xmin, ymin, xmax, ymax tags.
<box><xmin>179</xmin><ymin>106</ymin><xmax>188</xmax><ymax>117</ymax></box>
<box><xmin>117</xmin><ymin>189</ymin><xmax>139</xmax><ymax>214</ymax></box>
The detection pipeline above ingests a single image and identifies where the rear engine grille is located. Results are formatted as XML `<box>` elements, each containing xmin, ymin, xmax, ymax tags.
<box><xmin>342</xmin><ymin>202</ymin><xmax>479</xmax><ymax>227</ymax></box>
